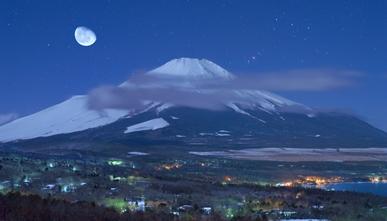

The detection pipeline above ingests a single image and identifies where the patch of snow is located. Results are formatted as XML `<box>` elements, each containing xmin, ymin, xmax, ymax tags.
<box><xmin>124</xmin><ymin>118</ymin><xmax>169</xmax><ymax>134</ymax></box>
<box><xmin>199</xmin><ymin>132</ymin><xmax>214</xmax><ymax>136</ymax></box>
<box><xmin>227</xmin><ymin>103</ymin><xmax>254</xmax><ymax>117</ymax></box>
<box><xmin>170</xmin><ymin>116</ymin><xmax>179</xmax><ymax>120</ymax></box>
<box><xmin>216</xmin><ymin>133</ymin><xmax>231</xmax><ymax>137</ymax></box>
<box><xmin>227</xmin><ymin>102</ymin><xmax>268</xmax><ymax>123</ymax></box>
<box><xmin>128</xmin><ymin>152</ymin><xmax>149</xmax><ymax>156</ymax></box>
<box><xmin>176</xmin><ymin>135</ymin><xmax>186</xmax><ymax>138</ymax></box>
<box><xmin>215</xmin><ymin>130</ymin><xmax>231</xmax><ymax>137</ymax></box>
<box><xmin>156</xmin><ymin>103</ymin><xmax>174</xmax><ymax>114</ymax></box>
<box><xmin>233</xmin><ymin>90</ymin><xmax>297</xmax><ymax>109</ymax></box>
<box><xmin>231</xmin><ymin>90</ymin><xmax>310</xmax><ymax>114</ymax></box>
<box><xmin>124</xmin><ymin>101</ymin><xmax>160</xmax><ymax>119</ymax></box>
<box><xmin>258</xmin><ymin>106</ymin><xmax>274</xmax><ymax>115</ymax></box>
<box><xmin>218</xmin><ymin>130</ymin><xmax>230</xmax><ymax>133</ymax></box>
<box><xmin>307</xmin><ymin>113</ymin><xmax>316</xmax><ymax>118</ymax></box>
<box><xmin>258</xmin><ymin>119</ymin><xmax>266</xmax><ymax>124</ymax></box>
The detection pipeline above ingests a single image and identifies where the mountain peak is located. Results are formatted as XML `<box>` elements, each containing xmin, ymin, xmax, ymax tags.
<box><xmin>147</xmin><ymin>58</ymin><xmax>235</xmax><ymax>80</ymax></box>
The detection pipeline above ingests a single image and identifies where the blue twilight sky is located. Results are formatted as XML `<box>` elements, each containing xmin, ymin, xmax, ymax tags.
<box><xmin>0</xmin><ymin>0</ymin><xmax>387</xmax><ymax>130</ymax></box>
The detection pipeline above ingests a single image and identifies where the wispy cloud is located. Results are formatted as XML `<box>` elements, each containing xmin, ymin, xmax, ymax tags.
<box><xmin>0</xmin><ymin>113</ymin><xmax>18</xmax><ymax>126</ymax></box>
<box><xmin>233</xmin><ymin>69</ymin><xmax>362</xmax><ymax>91</ymax></box>
<box><xmin>87</xmin><ymin>68</ymin><xmax>362</xmax><ymax>112</ymax></box>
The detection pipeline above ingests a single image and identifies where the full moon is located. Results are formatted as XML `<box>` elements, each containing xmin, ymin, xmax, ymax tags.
<box><xmin>74</xmin><ymin>26</ymin><xmax>96</xmax><ymax>46</ymax></box>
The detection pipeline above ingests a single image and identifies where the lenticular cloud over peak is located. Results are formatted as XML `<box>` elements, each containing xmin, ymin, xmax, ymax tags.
<box><xmin>87</xmin><ymin>58</ymin><xmax>308</xmax><ymax>113</ymax></box>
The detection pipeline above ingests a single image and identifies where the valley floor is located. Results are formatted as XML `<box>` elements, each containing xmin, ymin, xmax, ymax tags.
<box><xmin>190</xmin><ymin>148</ymin><xmax>387</xmax><ymax>162</ymax></box>
<box><xmin>1</xmin><ymin>150</ymin><xmax>387</xmax><ymax>220</ymax></box>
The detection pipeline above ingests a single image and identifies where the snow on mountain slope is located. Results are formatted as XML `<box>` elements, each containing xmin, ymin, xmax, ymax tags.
<box><xmin>0</xmin><ymin>58</ymin><xmax>308</xmax><ymax>142</ymax></box>
<box><xmin>124</xmin><ymin>118</ymin><xmax>169</xmax><ymax>134</ymax></box>
<box><xmin>147</xmin><ymin>58</ymin><xmax>235</xmax><ymax>80</ymax></box>
<box><xmin>229</xmin><ymin>90</ymin><xmax>301</xmax><ymax>112</ymax></box>
<box><xmin>0</xmin><ymin>96</ymin><xmax>129</xmax><ymax>142</ymax></box>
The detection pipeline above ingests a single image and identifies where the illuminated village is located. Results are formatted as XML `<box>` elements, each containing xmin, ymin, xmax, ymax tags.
<box><xmin>1</xmin><ymin>150</ymin><xmax>387</xmax><ymax>220</ymax></box>
<box><xmin>275</xmin><ymin>176</ymin><xmax>344</xmax><ymax>188</ymax></box>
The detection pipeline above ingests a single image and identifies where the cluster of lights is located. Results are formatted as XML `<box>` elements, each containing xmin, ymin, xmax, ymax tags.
<box><xmin>277</xmin><ymin>176</ymin><xmax>343</xmax><ymax>187</ymax></box>
<box><xmin>107</xmin><ymin>160</ymin><xmax>124</xmax><ymax>166</ymax></box>
<box><xmin>223</xmin><ymin>176</ymin><xmax>233</xmax><ymax>182</ymax></box>
<box><xmin>156</xmin><ymin>162</ymin><xmax>183</xmax><ymax>171</ymax></box>
<box><xmin>303</xmin><ymin>176</ymin><xmax>342</xmax><ymax>185</ymax></box>
<box><xmin>369</xmin><ymin>176</ymin><xmax>387</xmax><ymax>183</ymax></box>
<box><xmin>221</xmin><ymin>176</ymin><xmax>234</xmax><ymax>185</ymax></box>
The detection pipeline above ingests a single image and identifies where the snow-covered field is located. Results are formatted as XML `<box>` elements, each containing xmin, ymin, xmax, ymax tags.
<box><xmin>127</xmin><ymin>151</ymin><xmax>149</xmax><ymax>156</ymax></box>
<box><xmin>190</xmin><ymin>148</ymin><xmax>387</xmax><ymax>162</ymax></box>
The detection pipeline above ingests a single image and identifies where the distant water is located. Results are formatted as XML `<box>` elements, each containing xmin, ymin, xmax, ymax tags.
<box><xmin>324</xmin><ymin>182</ymin><xmax>387</xmax><ymax>197</ymax></box>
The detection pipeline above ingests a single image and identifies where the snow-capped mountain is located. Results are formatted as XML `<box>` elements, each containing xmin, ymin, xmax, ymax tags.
<box><xmin>146</xmin><ymin>58</ymin><xmax>235</xmax><ymax>80</ymax></box>
<box><xmin>0</xmin><ymin>58</ymin><xmax>386</xmax><ymax>149</ymax></box>
<box><xmin>0</xmin><ymin>58</ymin><xmax>304</xmax><ymax>142</ymax></box>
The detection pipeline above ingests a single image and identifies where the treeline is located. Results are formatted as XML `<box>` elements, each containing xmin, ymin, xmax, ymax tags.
<box><xmin>0</xmin><ymin>192</ymin><xmax>266</xmax><ymax>221</ymax></box>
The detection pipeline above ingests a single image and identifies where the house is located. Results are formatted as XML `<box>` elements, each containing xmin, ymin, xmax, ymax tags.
<box><xmin>43</xmin><ymin>184</ymin><xmax>56</xmax><ymax>190</ymax></box>
<box><xmin>127</xmin><ymin>197</ymin><xmax>145</xmax><ymax>212</ymax></box>
<box><xmin>178</xmin><ymin>205</ymin><xmax>193</xmax><ymax>212</ymax></box>
<box><xmin>201</xmin><ymin>207</ymin><xmax>212</xmax><ymax>215</ymax></box>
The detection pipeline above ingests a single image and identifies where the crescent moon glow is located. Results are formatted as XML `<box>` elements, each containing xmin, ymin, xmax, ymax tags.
<box><xmin>74</xmin><ymin>26</ymin><xmax>97</xmax><ymax>47</ymax></box>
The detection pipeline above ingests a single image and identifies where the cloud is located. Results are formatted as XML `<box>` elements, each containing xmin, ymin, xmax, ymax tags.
<box><xmin>88</xmin><ymin>85</ymin><xmax>236</xmax><ymax>111</ymax></box>
<box><xmin>0</xmin><ymin>113</ymin><xmax>18</xmax><ymax>126</ymax></box>
<box><xmin>87</xmin><ymin>68</ymin><xmax>361</xmax><ymax>112</ymax></box>
<box><xmin>231</xmin><ymin>69</ymin><xmax>361</xmax><ymax>91</ymax></box>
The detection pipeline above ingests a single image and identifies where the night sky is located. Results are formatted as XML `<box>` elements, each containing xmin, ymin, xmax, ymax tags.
<box><xmin>1</xmin><ymin>0</ymin><xmax>387</xmax><ymax>130</ymax></box>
